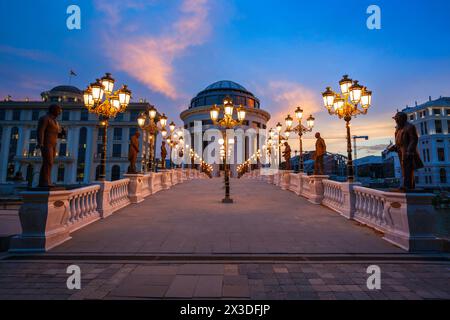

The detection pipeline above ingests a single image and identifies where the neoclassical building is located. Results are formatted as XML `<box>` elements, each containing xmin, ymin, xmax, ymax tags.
<box><xmin>402</xmin><ymin>96</ymin><xmax>450</xmax><ymax>189</ymax></box>
<box><xmin>180</xmin><ymin>80</ymin><xmax>271</xmax><ymax>176</ymax></box>
<box><xmin>0</xmin><ymin>85</ymin><xmax>152</xmax><ymax>186</ymax></box>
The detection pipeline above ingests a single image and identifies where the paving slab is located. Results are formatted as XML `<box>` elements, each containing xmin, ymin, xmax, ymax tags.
<box><xmin>52</xmin><ymin>178</ymin><xmax>403</xmax><ymax>254</ymax></box>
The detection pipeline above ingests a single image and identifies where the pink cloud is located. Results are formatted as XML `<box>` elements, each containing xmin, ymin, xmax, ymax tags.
<box><xmin>261</xmin><ymin>81</ymin><xmax>322</xmax><ymax>127</ymax></box>
<box><xmin>96</xmin><ymin>0</ymin><xmax>210</xmax><ymax>99</ymax></box>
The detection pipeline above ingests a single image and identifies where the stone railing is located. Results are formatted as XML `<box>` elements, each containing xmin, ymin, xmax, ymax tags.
<box><xmin>152</xmin><ymin>172</ymin><xmax>163</xmax><ymax>194</ymax></box>
<box><xmin>109</xmin><ymin>179</ymin><xmax>131</xmax><ymax>209</ymax></box>
<box><xmin>253</xmin><ymin>168</ymin><xmax>444</xmax><ymax>252</ymax></box>
<box><xmin>322</xmin><ymin>179</ymin><xmax>345</xmax><ymax>214</ymax></box>
<box><xmin>66</xmin><ymin>185</ymin><xmax>101</xmax><ymax>233</ymax></box>
<box><xmin>352</xmin><ymin>186</ymin><xmax>441</xmax><ymax>251</ymax></box>
<box><xmin>289</xmin><ymin>173</ymin><xmax>301</xmax><ymax>195</ymax></box>
<box><xmin>9</xmin><ymin>168</ymin><xmax>204</xmax><ymax>253</ymax></box>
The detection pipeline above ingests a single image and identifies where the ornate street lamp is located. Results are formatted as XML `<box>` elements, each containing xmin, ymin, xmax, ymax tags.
<box><xmin>322</xmin><ymin>75</ymin><xmax>372</xmax><ymax>182</ymax></box>
<box><xmin>210</xmin><ymin>96</ymin><xmax>246</xmax><ymax>203</ymax></box>
<box><xmin>285</xmin><ymin>108</ymin><xmax>315</xmax><ymax>173</ymax></box>
<box><xmin>137</xmin><ymin>106</ymin><xmax>167</xmax><ymax>172</ymax></box>
<box><xmin>165</xmin><ymin>125</ymin><xmax>183</xmax><ymax>169</ymax></box>
<box><xmin>83</xmin><ymin>73</ymin><xmax>131</xmax><ymax>181</ymax></box>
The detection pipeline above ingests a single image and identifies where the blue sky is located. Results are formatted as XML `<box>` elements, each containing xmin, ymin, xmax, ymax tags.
<box><xmin>1</xmin><ymin>0</ymin><xmax>450</xmax><ymax>156</ymax></box>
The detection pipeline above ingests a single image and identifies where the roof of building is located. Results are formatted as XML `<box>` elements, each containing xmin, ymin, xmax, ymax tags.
<box><xmin>49</xmin><ymin>85</ymin><xmax>82</xmax><ymax>94</ymax></box>
<box><xmin>204</xmin><ymin>80</ymin><xmax>248</xmax><ymax>92</ymax></box>
<box><xmin>195</xmin><ymin>80</ymin><xmax>255</xmax><ymax>98</ymax></box>
<box><xmin>402</xmin><ymin>97</ymin><xmax>450</xmax><ymax>113</ymax></box>
<box><xmin>189</xmin><ymin>80</ymin><xmax>260</xmax><ymax>109</ymax></box>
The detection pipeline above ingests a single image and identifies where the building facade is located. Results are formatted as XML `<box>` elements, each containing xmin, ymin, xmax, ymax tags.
<box><xmin>0</xmin><ymin>85</ymin><xmax>152</xmax><ymax>186</ymax></box>
<box><xmin>402</xmin><ymin>97</ymin><xmax>450</xmax><ymax>189</ymax></box>
<box><xmin>180</xmin><ymin>81</ymin><xmax>271</xmax><ymax>176</ymax></box>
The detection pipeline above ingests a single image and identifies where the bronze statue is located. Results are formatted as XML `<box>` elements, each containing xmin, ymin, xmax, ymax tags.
<box><xmin>314</xmin><ymin>132</ymin><xmax>326</xmax><ymax>175</ymax></box>
<box><xmin>128</xmin><ymin>131</ymin><xmax>140</xmax><ymax>173</ymax></box>
<box><xmin>282</xmin><ymin>141</ymin><xmax>291</xmax><ymax>170</ymax></box>
<box><xmin>37</xmin><ymin>104</ymin><xmax>65</xmax><ymax>187</ymax></box>
<box><xmin>388</xmin><ymin>112</ymin><xmax>424</xmax><ymax>191</ymax></box>
<box><xmin>161</xmin><ymin>141</ymin><xmax>167</xmax><ymax>169</ymax></box>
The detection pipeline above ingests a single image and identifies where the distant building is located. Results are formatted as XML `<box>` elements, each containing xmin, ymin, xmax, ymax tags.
<box><xmin>180</xmin><ymin>81</ymin><xmax>271</xmax><ymax>177</ymax></box>
<box><xmin>381</xmin><ymin>142</ymin><xmax>402</xmax><ymax>180</ymax></box>
<box><xmin>354</xmin><ymin>155</ymin><xmax>384</xmax><ymax>179</ymax></box>
<box><xmin>291</xmin><ymin>151</ymin><xmax>347</xmax><ymax>178</ymax></box>
<box><xmin>0</xmin><ymin>85</ymin><xmax>152</xmax><ymax>186</ymax></box>
<box><xmin>402</xmin><ymin>97</ymin><xmax>450</xmax><ymax>189</ymax></box>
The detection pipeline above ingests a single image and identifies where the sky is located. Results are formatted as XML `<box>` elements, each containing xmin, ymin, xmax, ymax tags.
<box><xmin>1</xmin><ymin>0</ymin><xmax>450</xmax><ymax>157</ymax></box>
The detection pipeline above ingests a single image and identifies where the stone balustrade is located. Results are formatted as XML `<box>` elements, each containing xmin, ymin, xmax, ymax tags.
<box><xmin>251</xmin><ymin>168</ymin><xmax>445</xmax><ymax>252</ymax></box>
<box><xmin>10</xmin><ymin>169</ymin><xmax>204</xmax><ymax>253</ymax></box>
<box><xmin>322</xmin><ymin>179</ymin><xmax>345</xmax><ymax>214</ymax></box>
<box><xmin>352</xmin><ymin>186</ymin><xmax>441</xmax><ymax>251</ymax></box>
<box><xmin>288</xmin><ymin>173</ymin><xmax>301</xmax><ymax>195</ymax></box>
<box><xmin>67</xmin><ymin>185</ymin><xmax>101</xmax><ymax>232</ymax></box>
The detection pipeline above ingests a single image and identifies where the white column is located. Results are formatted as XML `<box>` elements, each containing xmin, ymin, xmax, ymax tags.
<box><xmin>69</xmin><ymin>127</ymin><xmax>80</xmax><ymax>184</ymax></box>
<box><xmin>84</xmin><ymin>126</ymin><xmax>94</xmax><ymax>184</ymax></box>
<box><xmin>0</xmin><ymin>126</ymin><xmax>11</xmax><ymax>182</ymax></box>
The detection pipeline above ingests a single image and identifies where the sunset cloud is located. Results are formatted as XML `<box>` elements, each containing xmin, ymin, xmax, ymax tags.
<box><xmin>96</xmin><ymin>0</ymin><xmax>210</xmax><ymax>99</ymax></box>
<box><xmin>260</xmin><ymin>81</ymin><xmax>322</xmax><ymax>127</ymax></box>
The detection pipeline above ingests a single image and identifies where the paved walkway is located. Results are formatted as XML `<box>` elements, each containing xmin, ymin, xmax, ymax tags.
<box><xmin>53</xmin><ymin>178</ymin><xmax>402</xmax><ymax>254</ymax></box>
<box><xmin>1</xmin><ymin>178</ymin><xmax>449</xmax><ymax>300</ymax></box>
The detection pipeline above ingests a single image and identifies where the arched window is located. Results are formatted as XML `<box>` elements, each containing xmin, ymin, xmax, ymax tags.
<box><xmin>57</xmin><ymin>164</ymin><xmax>65</xmax><ymax>182</ymax></box>
<box><xmin>111</xmin><ymin>165</ymin><xmax>121</xmax><ymax>181</ymax></box>
<box><xmin>440</xmin><ymin>168</ymin><xmax>447</xmax><ymax>184</ymax></box>
<box><xmin>6</xmin><ymin>127</ymin><xmax>19</xmax><ymax>180</ymax></box>
<box><xmin>76</xmin><ymin>127</ymin><xmax>87</xmax><ymax>182</ymax></box>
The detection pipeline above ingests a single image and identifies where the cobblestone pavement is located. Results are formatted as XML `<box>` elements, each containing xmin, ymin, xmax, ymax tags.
<box><xmin>1</xmin><ymin>178</ymin><xmax>448</xmax><ymax>300</ymax></box>
<box><xmin>0</xmin><ymin>258</ymin><xmax>448</xmax><ymax>300</ymax></box>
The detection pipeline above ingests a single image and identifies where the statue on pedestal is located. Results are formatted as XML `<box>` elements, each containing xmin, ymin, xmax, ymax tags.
<box><xmin>388</xmin><ymin>112</ymin><xmax>424</xmax><ymax>191</ymax></box>
<box><xmin>161</xmin><ymin>141</ymin><xmax>167</xmax><ymax>169</ymax></box>
<box><xmin>37</xmin><ymin>104</ymin><xmax>65</xmax><ymax>188</ymax></box>
<box><xmin>314</xmin><ymin>132</ymin><xmax>326</xmax><ymax>175</ymax></box>
<box><xmin>128</xmin><ymin>131</ymin><xmax>140</xmax><ymax>174</ymax></box>
<box><xmin>282</xmin><ymin>141</ymin><xmax>291</xmax><ymax>170</ymax></box>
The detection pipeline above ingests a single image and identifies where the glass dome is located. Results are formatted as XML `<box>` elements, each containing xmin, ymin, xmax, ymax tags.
<box><xmin>190</xmin><ymin>80</ymin><xmax>260</xmax><ymax>109</ymax></box>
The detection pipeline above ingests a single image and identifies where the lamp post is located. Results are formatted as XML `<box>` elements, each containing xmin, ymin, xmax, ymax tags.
<box><xmin>166</xmin><ymin>123</ymin><xmax>183</xmax><ymax>169</ymax></box>
<box><xmin>83</xmin><ymin>73</ymin><xmax>131</xmax><ymax>181</ymax></box>
<box><xmin>322</xmin><ymin>75</ymin><xmax>372</xmax><ymax>182</ymax></box>
<box><xmin>210</xmin><ymin>96</ymin><xmax>246</xmax><ymax>203</ymax></box>
<box><xmin>275</xmin><ymin>123</ymin><xmax>283</xmax><ymax>169</ymax></box>
<box><xmin>137</xmin><ymin>106</ymin><xmax>167</xmax><ymax>172</ymax></box>
<box><xmin>285</xmin><ymin>108</ymin><xmax>315</xmax><ymax>173</ymax></box>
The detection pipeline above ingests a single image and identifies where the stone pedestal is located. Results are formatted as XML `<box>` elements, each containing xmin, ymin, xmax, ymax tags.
<box><xmin>96</xmin><ymin>181</ymin><xmax>114</xmax><ymax>218</ymax></box>
<box><xmin>160</xmin><ymin>170</ymin><xmax>172</xmax><ymax>190</ymax></box>
<box><xmin>151</xmin><ymin>172</ymin><xmax>163</xmax><ymax>193</ymax></box>
<box><xmin>280</xmin><ymin>171</ymin><xmax>294</xmax><ymax>190</ymax></box>
<box><xmin>289</xmin><ymin>173</ymin><xmax>304</xmax><ymax>196</ymax></box>
<box><xmin>307</xmin><ymin>175</ymin><xmax>330</xmax><ymax>204</ymax></box>
<box><xmin>124</xmin><ymin>174</ymin><xmax>145</xmax><ymax>204</ymax></box>
<box><xmin>9</xmin><ymin>191</ymin><xmax>72</xmax><ymax>252</ymax></box>
<box><xmin>340</xmin><ymin>182</ymin><xmax>362</xmax><ymax>219</ymax></box>
<box><xmin>382</xmin><ymin>192</ymin><xmax>442</xmax><ymax>252</ymax></box>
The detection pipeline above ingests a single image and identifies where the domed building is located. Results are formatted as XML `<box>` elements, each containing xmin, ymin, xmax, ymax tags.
<box><xmin>180</xmin><ymin>80</ymin><xmax>271</xmax><ymax>176</ymax></box>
